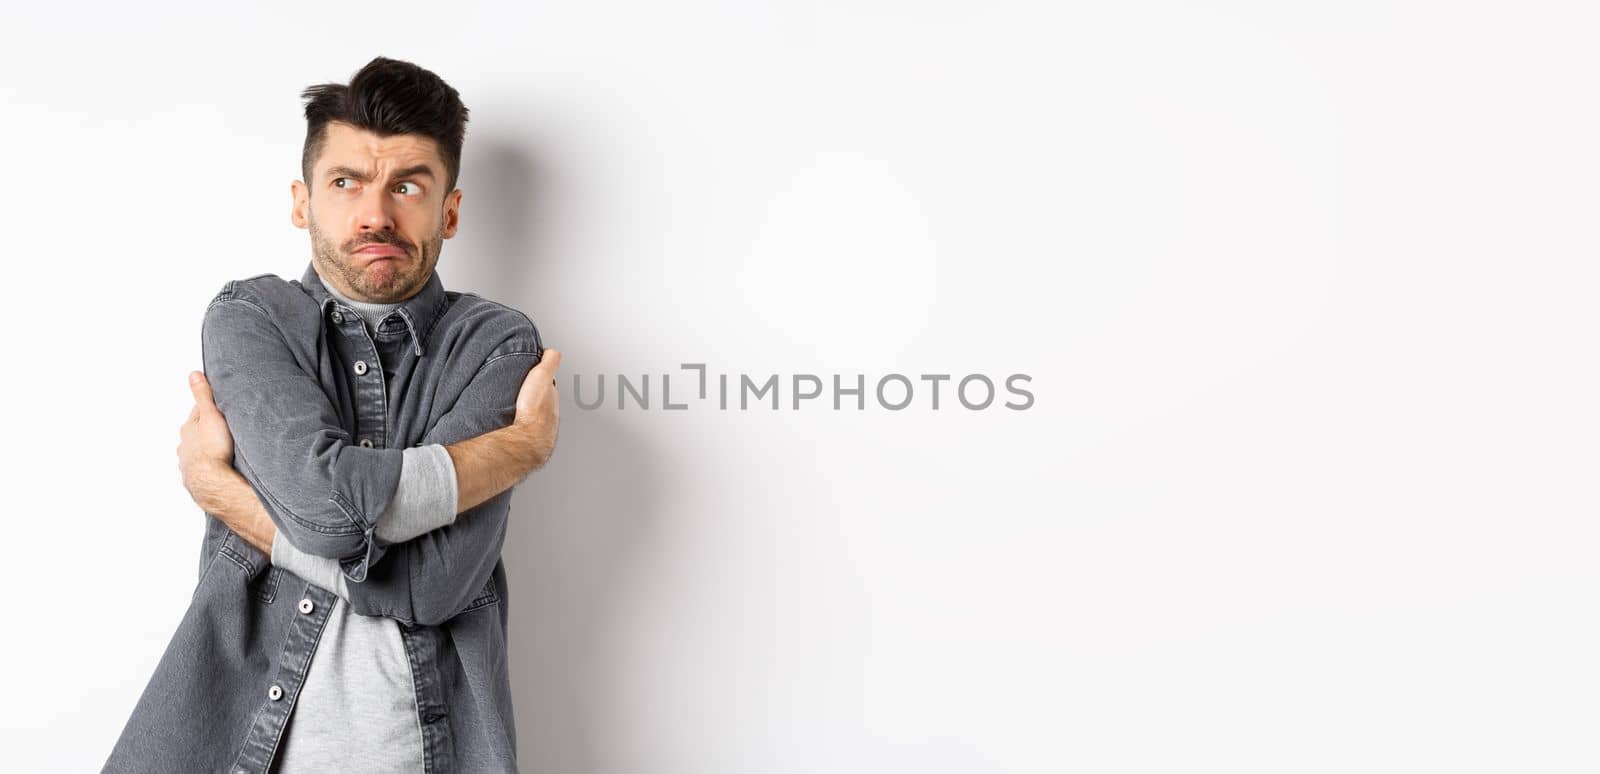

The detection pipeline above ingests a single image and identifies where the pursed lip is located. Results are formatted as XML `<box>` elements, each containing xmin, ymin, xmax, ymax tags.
<box><xmin>354</xmin><ymin>244</ymin><xmax>408</xmax><ymax>258</ymax></box>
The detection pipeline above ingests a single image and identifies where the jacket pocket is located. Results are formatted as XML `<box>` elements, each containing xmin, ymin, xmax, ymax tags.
<box><xmin>459</xmin><ymin>575</ymin><xmax>500</xmax><ymax>613</ymax></box>
<box><xmin>250</xmin><ymin>565</ymin><xmax>283</xmax><ymax>605</ymax></box>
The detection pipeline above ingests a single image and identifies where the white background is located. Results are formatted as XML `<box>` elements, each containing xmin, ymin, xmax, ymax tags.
<box><xmin>1</xmin><ymin>1</ymin><xmax>1596</xmax><ymax>771</ymax></box>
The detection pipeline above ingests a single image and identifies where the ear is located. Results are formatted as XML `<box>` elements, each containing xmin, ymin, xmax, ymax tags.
<box><xmin>290</xmin><ymin>179</ymin><xmax>309</xmax><ymax>229</ymax></box>
<box><xmin>441</xmin><ymin>188</ymin><xmax>462</xmax><ymax>239</ymax></box>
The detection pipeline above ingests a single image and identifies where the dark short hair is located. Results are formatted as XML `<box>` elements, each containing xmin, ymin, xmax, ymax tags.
<box><xmin>300</xmin><ymin>56</ymin><xmax>470</xmax><ymax>194</ymax></box>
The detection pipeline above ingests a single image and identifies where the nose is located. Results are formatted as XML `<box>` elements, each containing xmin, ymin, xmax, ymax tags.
<box><xmin>353</xmin><ymin>184</ymin><xmax>397</xmax><ymax>234</ymax></box>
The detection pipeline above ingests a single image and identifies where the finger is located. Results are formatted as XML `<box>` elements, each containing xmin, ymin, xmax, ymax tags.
<box><xmin>532</xmin><ymin>349</ymin><xmax>562</xmax><ymax>380</ymax></box>
<box><xmin>188</xmin><ymin>371</ymin><xmax>216</xmax><ymax>407</ymax></box>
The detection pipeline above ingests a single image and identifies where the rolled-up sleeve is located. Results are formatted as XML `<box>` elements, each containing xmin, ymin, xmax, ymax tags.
<box><xmin>201</xmin><ymin>294</ymin><xmax>405</xmax><ymax>581</ymax></box>
<box><xmin>373</xmin><ymin>443</ymin><xmax>460</xmax><ymax>543</ymax></box>
<box><xmin>273</xmin><ymin>443</ymin><xmax>460</xmax><ymax>604</ymax></box>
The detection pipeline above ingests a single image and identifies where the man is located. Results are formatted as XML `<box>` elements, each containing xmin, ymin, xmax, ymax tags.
<box><xmin>103</xmin><ymin>56</ymin><xmax>560</xmax><ymax>773</ymax></box>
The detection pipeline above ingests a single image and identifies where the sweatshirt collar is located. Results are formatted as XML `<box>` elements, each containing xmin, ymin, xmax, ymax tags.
<box><xmin>297</xmin><ymin>260</ymin><xmax>447</xmax><ymax>357</ymax></box>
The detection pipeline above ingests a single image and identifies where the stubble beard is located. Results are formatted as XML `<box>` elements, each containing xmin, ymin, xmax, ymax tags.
<box><xmin>308</xmin><ymin>209</ymin><xmax>444</xmax><ymax>303</ymax></box>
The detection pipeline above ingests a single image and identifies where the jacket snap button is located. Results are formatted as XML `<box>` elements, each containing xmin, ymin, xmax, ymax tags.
<box><xmin>331</xmin><ymin>310</ymin><xmax>343</xmax><ymax>324</ymax></box>
<box><xmin>268</xmin><ymin>684</ymin><xmax>284</xmax><ymax>701</ymax></box>
<box><xmin>359</xmin><ymin>438</ymin><xmax>373</xmax><ymax>448</ymax></box>
<box><xmin>353</xmin><ymin>360</ymin><xmax>368</xmax><ymax>375</ymax></box>
<box><xmin>298</xmin><ymin>598</ymin><xmax>314</xmax><ymax>615</ymax></box>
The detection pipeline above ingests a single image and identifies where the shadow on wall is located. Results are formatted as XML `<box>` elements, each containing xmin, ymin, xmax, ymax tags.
<box><xmin>462</xmin><ymin>134</ymin><xmax>662</xmax><ymax>774</ymax></box>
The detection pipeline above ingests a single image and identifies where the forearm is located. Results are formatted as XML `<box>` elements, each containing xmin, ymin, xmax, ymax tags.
<box><xmin>445</xmin><ymin>421</ymin><xmax>547</xmax><ymax>514</ymax></box>
<box><xmin>194</xmin><ymin>465</ymin><xmax>276</xmax><ymax>556</ymax></box>
<box><xmin>201</xmin><ymin>421</ymin><xmax>540</xmax><ymax>560</ymax></box>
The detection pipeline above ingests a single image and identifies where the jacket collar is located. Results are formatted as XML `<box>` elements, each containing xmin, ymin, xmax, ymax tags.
<box><xmin>297</xmin><ymin>260</ymin><xmax>448</xmax><ymax>357</ymax></box>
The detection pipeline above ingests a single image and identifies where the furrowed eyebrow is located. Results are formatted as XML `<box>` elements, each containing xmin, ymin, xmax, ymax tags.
<box><xmin>324</xmin><ymin>164</ymin><xmax>437</xmax><ymax>183</ymax></box>
<box><xmin>325</xmin><ymin>165</ymin><xmax>374</xmax><ymax>182</ymax></box>
<box><xmin>392</xmin><ymin>164</ymin><xmax>436</xmax><ymax>181</ymax></box>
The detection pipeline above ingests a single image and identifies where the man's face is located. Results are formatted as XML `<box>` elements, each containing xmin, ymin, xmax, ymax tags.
<box><xmin>290</xmin><ymin>121</ymin><xmax>462</xmax><ymax>302</ymax></box>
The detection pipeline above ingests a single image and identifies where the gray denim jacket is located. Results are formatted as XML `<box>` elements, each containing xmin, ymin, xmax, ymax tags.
<box><xmin>103</xmin><ymin>261</ymin><xmax>543</xmax><ymax>773</ymax></box>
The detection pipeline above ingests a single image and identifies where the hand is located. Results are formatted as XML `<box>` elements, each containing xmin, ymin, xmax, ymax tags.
<box><xmin>513</xmin><ymin>348</ymin><xmax>561</xmax><ymax>469</ymax></box>
<box><xmin>178</xmin><ymin>371</ymin><xmax>237</xmax><ymax>512</ymax></box>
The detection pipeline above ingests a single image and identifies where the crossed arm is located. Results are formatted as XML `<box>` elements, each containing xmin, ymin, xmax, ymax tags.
<box><xmin>181</xmin><ymin>296</ymin><xmax>560</xmax><ymax>625</ymax></box>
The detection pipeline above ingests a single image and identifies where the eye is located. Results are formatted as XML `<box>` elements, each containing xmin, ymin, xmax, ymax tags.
<box><xmin>394</xmin><ymin>181</ymin><xmax>421</xmax><ymax>195</ymax></box>
<box><xmin>333</xmin><ymin>177</ymin><xmax>357</xmax><ymax>190</ymax></box>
